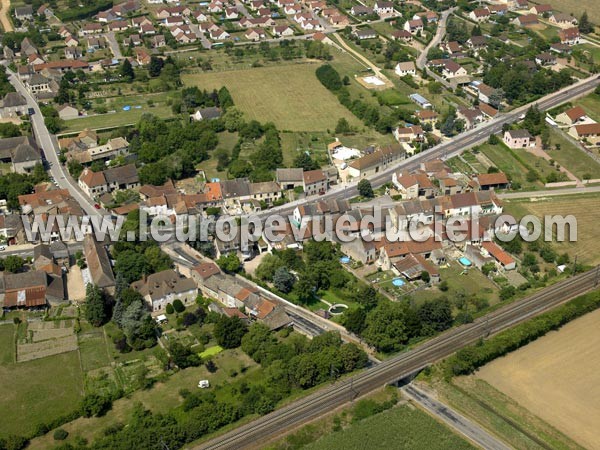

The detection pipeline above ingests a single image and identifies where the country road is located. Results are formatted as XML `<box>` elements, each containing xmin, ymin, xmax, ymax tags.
<box><xmin>0</xmin><ymin>0</ymin><xmax>12</xmax><ymax>32</ymax></box>
<box><xmin>5</xmin><ymin>67</ymin><xmax>102</xmax><ymax>217</ymax></box>
<box><xmin>402</xmin><ymin>384</ymin><xmax>511</xmax><ymax>450</ymax></box>
<box><xmin>197</xmin><ymin>267</ymin><xmax>600</xmax><ymax>449</ymax></box>
<box><xmin>416</xmin><ymin>7</ymin><xmax>456</xmax><ymax>69</ymax></box>
<box><xmin>498</xmin><ymin>185</ymin><xmax>600</xmax><ymax>199</ymax></box>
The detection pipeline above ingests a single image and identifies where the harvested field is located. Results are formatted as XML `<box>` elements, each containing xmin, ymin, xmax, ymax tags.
<box><xmin>476</xmin><ymin>308</ymin><xmax>600</xmax><ymax>449</ymax></box>
<box><xmin>504</xmin><ymin>194</ymin><xmax>600</xmax><ymax>265</ymax></box>
<box><xmin>181</xmin><ymin>63</ymin><xmax>362</xmax><ymax>131</ymax></box>
<box><xmin>544</xmin><ymin>0</ymin><xmax>600</xmax><ymax>23</ymax></box>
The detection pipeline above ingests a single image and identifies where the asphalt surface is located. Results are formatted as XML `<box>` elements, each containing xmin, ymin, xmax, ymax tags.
<box><xmin>197</xmin><ymin>267</ymin><xmax>600</xmax><ymax>449</ymax></box>
<box><xmin>5</xmin><ymin>67</ymin><xmax>102</xmax><ymax>218</ymax></box>
<box><xmin>416</xmin><ymin>8</ymin><xmax>456</xmax><ymax>70</ymax></box>
<box><xmin>402</xmin><ymin>384</ymin><xmax>511</xmax><ymax>450</ymax></box>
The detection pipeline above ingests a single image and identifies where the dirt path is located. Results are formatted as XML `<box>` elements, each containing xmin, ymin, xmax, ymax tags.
<box><xmin>0</xmin><ymin>0</ymin><xmax>13</xmax><ymax>33</ymax></box>
<box><xmin>330</xmin><ymin>33</ymin><xmax>391</xmax><ymax>83</ymax></box>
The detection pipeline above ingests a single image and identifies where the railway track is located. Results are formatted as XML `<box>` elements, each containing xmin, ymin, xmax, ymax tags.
<box><xmin>197</xmin><ymin>268</ymin><xmax>600</xmax><ymax>449</ymax></box>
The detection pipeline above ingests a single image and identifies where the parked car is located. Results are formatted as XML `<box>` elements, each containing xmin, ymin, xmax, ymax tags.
<box><xmin>198</xmin><ymin>380</ymin><xmax>210</xmax><ymax>389</ymax></box>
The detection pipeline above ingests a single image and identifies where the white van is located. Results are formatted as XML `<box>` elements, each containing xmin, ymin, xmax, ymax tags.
<box><xmin>198</xmin><ymin>380</ymin><xmax>210</xmax><ymax>389</ymax></box>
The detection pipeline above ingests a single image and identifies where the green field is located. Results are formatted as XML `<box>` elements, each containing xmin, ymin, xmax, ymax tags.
<box><xmin>305</xmin><ymin>405</ymin><xmax>475</xmax><ymax>450</ymax></box>
<box><xmin>545</xmin><ymin>128</ymin><xmax>600</xmax><ymax>180</ymax></box>
<box><xmin>181</xmin><ymin>63</ymin><xmax>363</xmax><ymax>132</ymax></box>
<box><xmin>61</xmin><ymin>106</ymin><xmax>173</xmax><ymax>133</ymax></box>
<box><xmin>0</xmin><ymin>323</ymin><xmax>84</xmax><ymax>438</ymax></box>
<box><xmin>199</xmin><ymin>345</ymin><xmax>224</xmax><ymax>359</ymax></box>
<box><xmin>478</xmin><ymin>143</ymin><xmax>543</xmax><ymax>189</ymax></box>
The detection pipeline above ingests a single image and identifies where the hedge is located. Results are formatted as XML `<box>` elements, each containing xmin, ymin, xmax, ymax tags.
<box><xmin>444</xmin><ymin>290</ymin><xmax>600</xmax><ymax>377</ymax></box>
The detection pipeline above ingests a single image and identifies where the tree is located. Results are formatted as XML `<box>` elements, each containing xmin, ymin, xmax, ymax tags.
<box><xmin>166</xmin><ymin>303</ymin><xmax>174</xmax><ymax>314</ymax></box>
<box><xmin>169</xmin><ymin>341</ymin><xmax>201</xmax><ymax>368</ymax></box>
<box><xmin>351</xmin><ymin>285</ymin><xmax>378</xmax><ymax>311</ymax></box>
<box><xmin>3</xmin><ymin>255</ymin><xmax>24</xmax><ymax>273</ymax></box>
<box><xmin>80</xmin><ymin>393</ymin><xmax>112</xmax><ymax>417</ymax></box>
<box><xmin>579</xmin><ymin>11</ymin><xmax>594</xmax><ymax>34</ymax></box>
<box><xmin>273</xmin><ymin>267</ymin><xmax>295</xmax><ymax>293</ymax></box>
<box><xmin>362</xmin><ymin>302</ymin><xmax>408</xmax><ymax>353</ymax></box>
<box><xmin>217</xmin><ymin>253</ymin><xmax>242</xmax><ymax>274</ymax></box>
<box><xmin>357</xmin><ymin>179</ymin><xmax>373</xmax><ymax>198</ymax></box>
<box><xmin>417</xmin><ymin>298</ymin><xmax>453</xmax><ymax>335</ymax></box>
<box><xmin>85</xmin><ymin>284</ymin><xmax>108</xmax><ymax>327</ymax></box>
<box><xmin>421</xmin><ymin>271</ymin><xmax>430</xmax><ymax>283</ymax></box>
<box><xmin>173</xmin><ymin>299</ymin><xmax>185</xmax><ymax>313</ymax></box>
<box><xmin>214</xmin><ymin>316</ymin><xmax>248</xmax><ymax>349</ymax></box>
<box><xmin>182</xmin><ymin>312</ymin><xmax>198</xmax><ymax>327</ymax></box>
<box><xmin>343</xmin><ymin>307</ymin><xmax>366</xmax><ymax>335</ymax></box>
<box><xmin>293</xmin><ymin>152</ymin><xmax>319</xmax><ymax>171</ymax></box>
<box><xmin>53</xmin><ymin>428</ymin><xmax>69</xmax><ymax>441</ymax></box>
<box><xmin>148</xmin><ymin>56</ymin><xmax>164</xmax><ymax>77</ymax></box>
<box><xmin>335</xmin><ymin>118</ymin><xmax>352</xmax><ymax>134</ymax></box>
<box><xmin>120</xmin><ymin>58</ymin><xmax>134</xmax><ymax>81</ymax></box>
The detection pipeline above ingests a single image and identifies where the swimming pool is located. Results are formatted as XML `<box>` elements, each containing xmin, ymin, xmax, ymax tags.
<box><xmin>340</xmin><ymin>256</ymin><xmax>351</xmax><ymax>264</ymax></box>
<box><xmin>459</xmin><ymin>257</ymin><xmax>472</xmax><ymax>267</ymax></box>
<box><xmin>392</xmin><ymin>278</ymin><xmax>405</xmax><ymax>287</ymax></box>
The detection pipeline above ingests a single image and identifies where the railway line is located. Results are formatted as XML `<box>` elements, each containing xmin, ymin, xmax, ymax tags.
<box><xmin>197</xmin><ymin>267</ymin><xmax>600</xmax><ymax>449</ymax></box>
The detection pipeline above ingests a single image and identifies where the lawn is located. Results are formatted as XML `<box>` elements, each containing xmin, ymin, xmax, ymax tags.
<box><xmin>410</xmin><ymin>260</ymin><xmax>500</xmax><ymax>309</ymax></box>
<box><xmin>199</xmin><ymin>345</ymin><xmax>224</xmax><ymax>359</ymax></box>
<box><xmin>545</xmin><ymin>128</ymin><xmax>600</xmax><ymax>180</ymax></box>
<box><xmin>577</xmin><ymin>92</ymin><xmax>600</xmax><ymax>122</ymax></box>
<box><xmin>0</xmin><ymin>340</ymin><xmax>84</xmax><ymax>438</ymax></box>
<box><xmin>478</xmin><ymin>143</ymin><xmax>543</xmax><ymax>189</ymax></box>
<box><xmin>0</xmin><ymin>324</ymin><xmax>14</xmax><ymax>365</ymax></box>
<box><xmin>181</xmin><ymin>63</ymin><xmax>363</xmax><ymax>132</ymax></box>
<box><xmin>61</xmin><ymin>106</ymin><xmax>173</xmax><ymax>133</ymax></box>
<box><xmin>305</xmin><ymin>404</ymin><xmax>475</xmax><ymax>450</ymax></box>
<box><xmin>78</xmin><ymin>327</ymin><xmax>111</xmax><ymax>372</ymax></box>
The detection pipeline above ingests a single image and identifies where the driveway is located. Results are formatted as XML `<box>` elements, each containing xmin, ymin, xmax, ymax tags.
<box><xmin>104</xmin><ymin>31</ymin><xmax>123</xmax><ymax>59</ymax></box>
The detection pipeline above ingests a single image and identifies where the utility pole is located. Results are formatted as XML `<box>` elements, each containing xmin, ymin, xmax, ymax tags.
<box><xmin>573</xmin><ymin>255</ymin><xmax>578</xmax><ymax>275</ymax></box>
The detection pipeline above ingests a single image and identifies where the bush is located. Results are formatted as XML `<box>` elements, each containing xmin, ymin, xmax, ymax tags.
<box><xmin>166</xmin><ymin>303</ymin><xmax>174</xmax><ymax>314</ymax></box>
<box><xmin>173</xmin><ymin>299</ymin><xmax>185</xmax><ymax>313</ymax></box>
<box><xmin>53</xmin><ymin>429</ymin><xmax>69</xmax><ymax>441</ymax></box>
<box><xmin>80</xmin><ymin>394</ymin><xmax>112</xmax><ymax>418</ymax></box>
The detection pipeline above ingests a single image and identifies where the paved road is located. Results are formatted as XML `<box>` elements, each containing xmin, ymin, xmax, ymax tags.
<box><xmin>255</xmin><ymin>74</ymin><xmax>600</xmax><ymax>220</ymax></box>
<box><xmin>416</xmin><ymin>7</ymin><xmax>455</xmax><ymax>69</ymax></box>
<box><xmin>5</xmin><ymin>67</ymin><xmax>101</xmax><ymax>217</ymax></box>
<box><xmin>197</xmin><ymin>267</ymin><xmax>600</xmax><ymax>449</ymax></box>
<box><xmin>402</xmin><ymin>384</ymin><xmax>511</xmax><ymax>450</ymax></box>
<box><xmin>104</xmin><ymin>32</ymin><xmax>123</xmax><ymax>60</ymax></box>
<box><xmin>498</xmin><ymin>185</ymin><xmax>600</xmax><ymax>199</ymax></box>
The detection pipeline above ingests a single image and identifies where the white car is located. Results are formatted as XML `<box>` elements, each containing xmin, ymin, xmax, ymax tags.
<box><xmin>197</xmin><ymin>379</ymin><xmax>210</xmax><ymax>389</ymax></box>
<box><xmin>0</xmin><ymin>245</ymin><xmax>6</xmax><ymax>251</ymax></box>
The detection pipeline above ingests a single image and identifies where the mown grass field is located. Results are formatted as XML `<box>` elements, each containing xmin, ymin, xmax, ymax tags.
<box><xmin>181</xmin><ymin>63</ymin><xmax>362</xmax><ymax>132</ymax></box>
<box><xmin>543</xmin><ymin>0</ymin><xmax>599</xmax><ymax>23</ymax></box>
<box><xmin>0</xmin><ymin>323</ymin><xmax>84</xmax><ymax>438</ymax></box>
<box><xmin>61</xmin><ymin>105</ymin><xmax>173</xmax><ymax>133</ymax></box>
<box><xmin>305</xmin><ymin>404</ymin><xmax>475</xmax><ymax>450</ymax></box>
<box><xmin>503</xmin><ymin>194</ymin><xmax>600</xmax><ymax>265</ymax></box>
<box><xmin>476</xmin><ymin>308</ymin><xmax>600</xmax><ymax>449</ymax></box>
<box><xmin>478</xmin><ymin>143</ymin><xmax>543</xmax><ymax>189</ymax></box>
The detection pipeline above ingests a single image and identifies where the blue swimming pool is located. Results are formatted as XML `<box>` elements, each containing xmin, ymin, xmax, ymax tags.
<box><xmin>392</xmin><ymin>278</ymin><xmax>405</xmax><ymax>287</ymax></box>
<box><xmin>340</xmin><ymin>256</ymin><xmax>351</xmax><ymax>264</ymax></box>
<box><xmin>459</xmin><ymin>257</ymin><xmax>472</xmax><ymax>267</ymax></box>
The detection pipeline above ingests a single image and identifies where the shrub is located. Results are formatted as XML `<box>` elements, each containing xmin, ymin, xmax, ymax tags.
<box><xmin>53</xmin><ymin>429</ymin><xmax>68</xmax><ymax>441</ymax></box>
<box><xmin>166</xmin><ymin>303</ymin><xmax>174</xmax><ymax>314</ymax></box>
<box><xmin>173</xmin><ymin>299</ymin><xmax>185</xmax><ymax>313</ymax></box>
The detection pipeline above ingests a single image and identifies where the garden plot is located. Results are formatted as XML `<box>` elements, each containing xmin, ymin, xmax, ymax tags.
<box><xmin>17</xmin><ymin>320</ymin><xmax>78</xmax><ymax>362</ymax></box>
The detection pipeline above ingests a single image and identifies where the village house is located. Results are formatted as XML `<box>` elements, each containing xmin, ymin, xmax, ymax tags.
<box><xmin>515</xmin><ymin>14</ymin><xmax>539</xmax><ymax>27</ymax></box>
<box><xmin>350</xmin><ymin>5</ymin><xmax>373</xmax><ymax>16</ymax></box>
<box><xmin>78</xmin><ymin>164</ymin><xmax>140</xmax><ymax>197</ymax></box>
<box><xmin>273</xmin><ymin>25</ymin><xmax>294</xmax><ymax>36</ymax></box>
<box><xmin>57</xmin><ymin>104</ymin><xmax>79</xmax><ymax>120</ymax></box>
<box><xmin>535</xmin><ymin>52</ymin><xmax>556</xmax><ymax>66</ymax></box>
<box><xmin>394</xmin><ymin>61</ymin><xmax>416</xmax><ymax>77</ymax></box>
<box><xmin>569</xmin><ymin>123</ymin><xmax>600</xmax><ymax>145</ymax></box>
<box><xmin>0</xmin><ymin>136</ymin><xmax>42</xmax><ymax>174</ymax></box>
<box><xmin>84</xmin><ymin>235</ymin><xmax>116</xmax><ymax>295</ymax></box>
<box><xmin>191</xmin><ymin>106</ymin><xmax>222</xmax><ymax>121</ymax></box>
<box><xmin>0</xmin><ymin>92</ymin><xmax>28</xmax><ymax>118</ymax></box>
<box><xmin>557</xmin><ymin>106</ymin><xmax>590</xmax><ymax>128</ymax></box>
<box><xmin>250</xmin><ymin>181</ymin><xmax>283</xmax><ymax>204</ymax></box>
<box><xmin>457</xmin><ymin>107</ymin><xmax>484</xmax><ymax>130</ymax></box>
<box><xmin>373</xmin><ymin>1</ymin><xmax>394</xmax><ymax>16</ymax></box>
<box><xmin>341</xmin><ymin>239</ymin><xmax>377</xmax><ymax>265</ymax></box>
<box><xmin>559</xmin><ymin>27</ymin><xmax>580</xmax><ymax>45</ymax></box>
<box><xmin>549</xmin><ymin>12</ymin><xmax>577</xmax><ymax>27</ymax></box>
<box><xmin>390</xmin><ymin>30</ymin><xmax>413</xmax><ymax>42</ymax></box>
<box><xmin>415</xmin><ymin>109</ymin><xmax>438</xmax><ymax>125</ymax></box>
<box><xmin>348</xmin><ymin>144</ymin><xmax>405</xmax><ymax>178</ymax></box>
<box><xmin>530</xmin><ymin>4</ymin><xmax>552</xmax><ymax>15</ymax></box>
<box><xmin>469</xmin><ymin>8</ymin><xmax>490</xmax><ymax>22</ymax></box>
<box><xmin>303</xmin><ymin>169</ymin><xmax>328</xmax><ymax>196</ymax></box>
<box><xmin>14</xmin><ymin>5</ymin><xmax>34</xmax><ymax>20</ymax></box>
<box><xmin>276</xmin><ymin>168</ymin><xmax>304</xmax><ymax>190</ymax></box>
<box><xmin>391</xmin><ymin>171</ymin><xmax>434</xmax><ymax>199</ymax></box>
<box><xmin>132</xmin><ymin>270</ymin><xmax>197</xmax><ymax>313</ymax></box>
<box><xmin>404</xmin><ymin>19</ymin><xmax>423</xmax><ymax>34</ymax></box>
<box><xmin>393</xmin><ymin>125</ymin><xmax>424</xmax><ymax>143</ymax></box>
<box><xmin>245</xmin><ymin>28</ymin><xmax>266</xmax><ymax>41</ymax></box>
<box><xmin>503</xmin><ymin>129</ymin><xmax>533</xmax><ymax>148</ymax></box>
<box><xmin>353</xmin><ymin>28</ymin><xmax>377</xmax><ymax>40</ymax></box>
